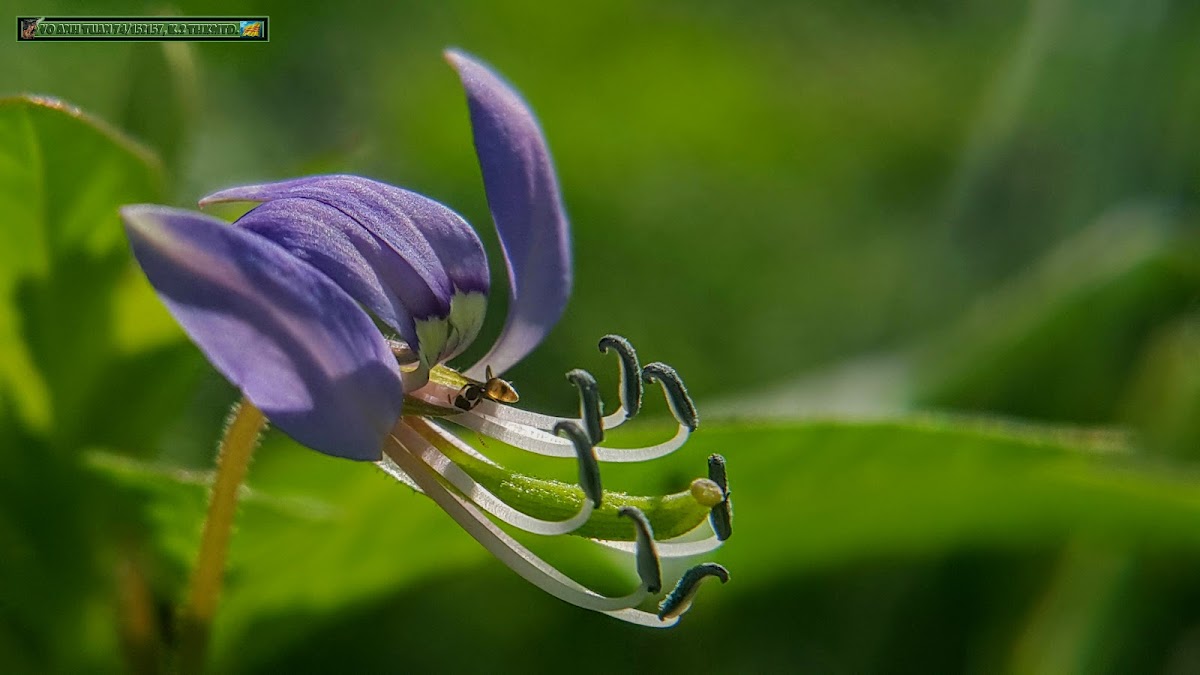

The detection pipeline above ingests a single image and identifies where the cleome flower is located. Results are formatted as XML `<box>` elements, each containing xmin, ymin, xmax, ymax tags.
<box><xmin>121</xmin><ymin>50</ymin><xmax>732</xmax><ymax>626</ymax></box>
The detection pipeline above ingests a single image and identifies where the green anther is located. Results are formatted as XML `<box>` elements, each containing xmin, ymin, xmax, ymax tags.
<box><xmin>554</xmin><ymin>420</ymin><xmax>602</xmax><ymax>507</ymax></box>
<box><xmin>657</xmin><ymin>563</ymin><xmax>729</xmax><ymax>621</ymax></box>
<box><xmin>566</xmin><ymin>368</ymin><xmax>604</xmax><ymax>444</ymax></box>
<box><xmin>599</xmin><ymin>335</ymin><xmax>643</xmax><ymax>418</ymax></box>
<box><xmin>409</xmin><ymin>421</ymin><xmax>713</xmax><ymax>540</ymax></box>
<box><xmin>619</xmin><ymin>507</ymin><xmax>662</xmax><ymax>594</ymax></box>
<box><xmin>642</xmin><ymin>362</ymin><xmax>699</xmax><ymax>431</ymax></box>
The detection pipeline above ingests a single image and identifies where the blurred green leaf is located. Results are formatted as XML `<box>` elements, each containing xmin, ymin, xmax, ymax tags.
<box><xmin>914</xmin><ymin>204</ymin><xmax>1200</xmax><ymax>424</ymax></box>
<box><xmin>0</xmin><ymin>400</ymin><xmax>119</xmax><ymax>672</ymax></box>
<box><xmin>119</xmin><ymin>41</ymin><xmax>200</xmax><ymax>176</ymax></box>
<box><xmin>0</xmin><ymin>96</ymin><xmax>180</xmax><ymax>441</ymax></box>
<box><xmin>1121</xmin><ymin>313</ymin><xmax>1200</xmax><ymax>458</ymax></box>
<box><xmin>0</xmin><ymin>95</ymin><xmax>196</xmax><ymax>672</ymax></box>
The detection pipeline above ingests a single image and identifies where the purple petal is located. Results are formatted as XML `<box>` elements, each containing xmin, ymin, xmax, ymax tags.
<box><xmin>200</xmin><ymin>175</ymin><xmax>490</xmax><ymax>365</ymax></box>
<box><xmin>445</xmin><ymin>50</ymin><xmax>573</xmax><ymax>379</ymax></box>
<box><xmin>121</xmin><ymin>205</ymin><xmax>402</xmax><ymax>461</ymax></box>
<box><xmin>233</xmin><ymin>198</ymin><xmax>427</xmax><ymax>364</ymax></box>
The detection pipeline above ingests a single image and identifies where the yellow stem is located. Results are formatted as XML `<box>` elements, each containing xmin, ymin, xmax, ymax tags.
<box><xmin>177</xmin><ymin>398</ymin><xmax>266</xmax><ymax>674</ymax></box>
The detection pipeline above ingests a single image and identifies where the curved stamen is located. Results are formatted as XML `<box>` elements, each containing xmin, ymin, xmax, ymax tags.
<box><xmin>553</xmin><ymin>421</ymin><xmax>603</xmax><ymax>507</ymax></box>
<box><xmin>448</xmin><ymin>334</ymin><xmax>644</xmax><ymax>431</ymax></box>
<box><xmin>658</xmin><ymin>563</ymin><xmax>730</xmax><ymax>621</ymax></box>
<box><xmin>374</xmin><ymin>453</ymin><xmax>424</xmax><ymax>494</ymax></box>
<box><xmin>379</xmin><ymin>435</ymin><xmax>676</xmax><ymax>627</ymax></box>
<box><xmin>460</xmin><ymin>398</ymin><xmax>617</xmax><ymax>431</ymax></box>
<box><xmin>708</xmin><ymin>454</ymin><xmax>733</xmax><ymax>541</ymax></box>
<box><xmin>393</xmin><ymin>422</ymin><xmax>594</xmax><ymax>535</ymax></box>
<box><xmin>618</xmin><ymin>507</ymin><xmax>662</xmax><ymax>594</ymax></box>
<box><xmin>566</xmin><ymin>369</ymin><xmax>604</xmax><ymax>444</ymax></box>
<box><xmin>466</xmin><ymin>394</ymin><xmax>626</xmax><ymax>431</ymax></box>
<box><xmin>599</xmin><ymin>334</ymin><xmax>643</xmax><ymax>420</ymax></box>
<box><xmin>416</xmin><ymin>416</ymin><xmax>499</xmax><ymax>467</ymax></box>
<box><xmin>412</xmin><ymin>418</ymin><xmax>716</xmax><ymax>541</ymax></box>
<box><xmin>641</xmin><ymin>362</ymin><xmax>699</xmax><ymax>431</ymax></box>
<box><xmin>449</xmin><ymin>411</ymin><xmax>690</xmax><ymax>463</ymax></box>
<box><xmin>593</xmin><ymin>529</ymin><xmax>723</xmax><ymax>559</ymax></box>
<box><xmin>447</xmin><ymin>363</ymin><xmax>695</xmax><ymax>462</ymax></box>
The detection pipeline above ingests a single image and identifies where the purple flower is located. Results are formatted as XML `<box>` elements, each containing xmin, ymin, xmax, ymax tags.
<box><xmin>122</xmin><ymin>50</ymin><xmax>730</xmax><ymax>625</ymax></box>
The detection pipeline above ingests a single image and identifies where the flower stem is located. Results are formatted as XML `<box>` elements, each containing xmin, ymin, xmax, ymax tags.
<box><xmin>177</xmin><ymin>398</ymin><xmax>266</xmax><ymax>674</ymax></box>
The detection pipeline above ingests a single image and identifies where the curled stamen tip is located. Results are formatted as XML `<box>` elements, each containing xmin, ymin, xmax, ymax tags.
<box><xmin>566</xmin><ymin>368</ymin><xmax>605</xmax><ymax>444</ymax></box>
<box><xmin>565</xmin><ymin>368</ymin><xmax>596</xmax><ymax>386</ymax></box>
<box><xmin>554</xmin><ymin>421</ymin><xmax>602</xmax><ymax>507</ymax></box>
<box><xmin>618</xmin><ymin>506</ymin><xmax>662</xmax><ymax>594</ymax></box>
<box><xmin>707</xmin><ymin>454</ymin><xmax>728</xmax><ymax>492</ymax></box>
<box><xmin>598</xmin><ymin>334</ymin><xmax>643</xmax><ymax>419</ymax></box>
<box><xmin>708</xmin><ymin>454</ymin><xmax>733</xmax><ymax>541</ymax></box>
<box><xmin>690</xmin><ymin>478</ymin><xmax>725</xmax><ymax>508</ymax></box>
<box><xmin>641</xmin><ymin>362</ymin><xmax>699</xmax><ymax>431</ymax></box>
<box><xmin>657</xmin><ymin>563</ymin><xmax>730</xmax><ymax>621</ymax></box>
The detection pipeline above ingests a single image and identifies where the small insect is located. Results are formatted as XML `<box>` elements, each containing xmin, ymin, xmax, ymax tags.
<box><xmin>453</xmin><ymin>366</ymin><xmax>519</xmax><ymax>411</ymax></box>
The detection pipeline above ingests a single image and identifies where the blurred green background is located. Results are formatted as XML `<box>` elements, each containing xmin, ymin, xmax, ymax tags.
<box><xmin>2</xmin><ymin>0</ymin><xmax>1199</xmax><ymax>672</ymax></box>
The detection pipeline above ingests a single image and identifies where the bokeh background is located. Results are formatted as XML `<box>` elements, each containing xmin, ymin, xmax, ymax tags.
<box><xmin>2</xmin><ymin>0</ymin><xmax>1199</xmax><ymax>672</ymax></box>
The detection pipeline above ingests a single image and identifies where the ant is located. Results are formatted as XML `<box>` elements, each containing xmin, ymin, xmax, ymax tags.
<box><xmin>453</xmin><ymin>366</ymin><xmax>519</xmax><ymax>411</ymax></box>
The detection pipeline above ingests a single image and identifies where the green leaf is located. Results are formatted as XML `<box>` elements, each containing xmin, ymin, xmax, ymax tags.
<box><xmin>118</xmin><ymin>43</ymin><xmax>200</xmax><ymax>174</ymax></box>
<box><xmin>914</xmin><ymin>206</ymin><xmax>1200</xmax><ymax>423</ymax></box>
<box><xmin>0</xmin><ymin>96</ymin><xmax>158</xmax><ymax>426</ymax></box>
<box><xmin>0</xmin><ymin>96</ymin><xmax>195</xmax><ymax>450</ymax></box>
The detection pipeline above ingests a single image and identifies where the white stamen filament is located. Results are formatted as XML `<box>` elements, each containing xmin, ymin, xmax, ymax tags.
<box><xmin>447</xmin><ymin>411</ymin><xmax>689</xmax><ymax>462</ymax></box>
<box><xmin>593</xmin><ymin>527</ymin><xmax>724</xmax><ymax>558</ymax></box>
<box><xmin>397</xmin><ymin>422</ymin><xmax>593</xmax><ymax>535</ymax></box>
<box><xmin>379</xmin><ymin>429</ymin><xmax>677</xmax><ymax>627</ymax></box>
<box><xmin>470</xmin><ymin>398</ymin><xmax>629</xmax><ymax>432</ymax></box>
<box><xmin>379</xmin><ymin>462</ymin><xmax>424</xmax><ymax>494</ymax></box>
<box><xmin>420</xmin><ymin>417</ymin><xmax>500</xmax><ymax>467</ymax></box>
<box><xmin>416</xmin><ymin>419</ymin><xmax>722</xmax><ymax>556</ymax></box>
<box><xmin>411</xmin><ymin>379</ymin><xmax>629</xmax><ymax>431</ymax></box>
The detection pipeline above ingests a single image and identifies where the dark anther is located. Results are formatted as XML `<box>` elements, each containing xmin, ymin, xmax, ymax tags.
<box><xmin>566</xmin><ymin>368</ymin><xmax>604</xmax><ymax>444</ymax></box>
<box><xmin>708</xmin><ymin>454</ymin><xmax>733</xmax><ymax>541</ymax></box>
<box><xmin>708</xmin><ymin>454</ymin><xmax>728</xmax><ymax>492</ymax></box>
<box><xmin>618</xmin><ymin>507</ymin><xmax>662</xmax><ymax>594</ymax></box>
<box><xmin>657</xmin><ymin>563</ymin><xmax>730</xmax><ymax>621</ymax></box>
<box><xmin>554</xmin><ymin>421</ymin><xmax>603</xmax><ymax>507</ymax></box>
<box><xmin>598</xmin><ymin>335</ymin><xmax>643</xmax><ymax>419</ymax></box>
<box><xmin>642</xmin><ymin>362</ymin><xmax>699</xmax><ymax>431</ymax></box>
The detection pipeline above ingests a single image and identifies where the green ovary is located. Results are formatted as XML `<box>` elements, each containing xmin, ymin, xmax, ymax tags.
<box><xmin>411</xmin><ymin>420</ymin><xmax>712</xmax><ymax>540</ymax></box>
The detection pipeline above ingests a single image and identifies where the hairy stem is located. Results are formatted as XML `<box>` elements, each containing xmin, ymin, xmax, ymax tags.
<box><xmin>177</xmin><ymin>398</ymin><xmax>266</xmax><ymax>674</ymax></box>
